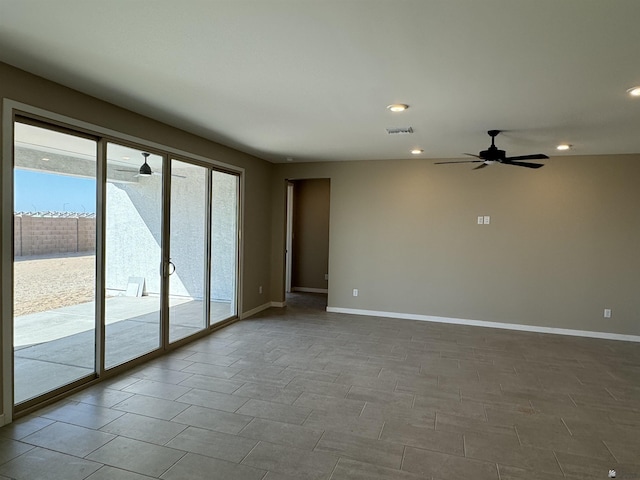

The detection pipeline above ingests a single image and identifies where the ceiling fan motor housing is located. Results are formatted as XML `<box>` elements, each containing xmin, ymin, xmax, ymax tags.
<box><xmin>480</xmin><ymin>146</ymin><xmax>506</xmax><ymax>161</ymax></box>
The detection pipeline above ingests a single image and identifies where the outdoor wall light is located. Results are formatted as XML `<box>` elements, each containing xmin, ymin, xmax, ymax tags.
<box><xmin>139</xmin><ymin>152</ymin><xmax>152</xmax><ymax>176</ymax></box>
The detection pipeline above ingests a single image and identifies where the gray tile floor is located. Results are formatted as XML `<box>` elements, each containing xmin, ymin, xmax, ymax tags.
<box><xmin>1</xmin><ymin>293</ymin><xmax>639</xmax><ymax>479</ymax></box>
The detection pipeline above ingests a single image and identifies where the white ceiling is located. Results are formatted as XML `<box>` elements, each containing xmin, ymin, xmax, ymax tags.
<box><xmin>1</xmin><ymin>0</ymin><xmax>640</xmax><ymax>163</ymax></box>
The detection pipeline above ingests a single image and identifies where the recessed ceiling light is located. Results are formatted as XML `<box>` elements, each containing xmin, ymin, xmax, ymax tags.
<box><xmin>41</xmin><ymin>157</ymin><xmax>50</xmax><ymax>161</ymax></box>
<box><xmin>627</xmin><ymin>86</ymin><xmax>640</xmax><ymax>97</ymax></box>
<box><xmin>410</xmin><ymin>149</ymin><xmax>423</xmax><ymax>155</ymax></box>
<box><xmin>387</xmin><ymin>104</ymin><xmax>409</xmax><ymax>112</ymax></box>
<box><xmin>122</xmin><ymin>156</ymin><xmax>130</xmax><ymax>160</ymax></box>
<box><xmin>556</xmin><ymin>144</ymin><xmax>571</xmax><ymax>151</ymax></box>
<box><xmin>286</xmin><ymin>157</ymin><xmax>294</xmax><ymax>162</ymax></box>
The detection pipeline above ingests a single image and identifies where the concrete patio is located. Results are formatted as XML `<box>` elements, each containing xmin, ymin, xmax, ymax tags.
<box><xmin>14</xmin><ymin>296</ymin><xmax>234</xmax><ymax>404</ymax></box>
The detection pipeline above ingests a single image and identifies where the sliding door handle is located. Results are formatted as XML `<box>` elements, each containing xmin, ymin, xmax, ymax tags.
<box><xmin>161</xmin><ymin>260</ymin><xmax>177</xmax><ymax>277</ymax></box>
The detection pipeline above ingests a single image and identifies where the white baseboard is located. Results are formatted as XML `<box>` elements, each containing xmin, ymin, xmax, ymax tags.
<box><xmin>326</xmin><ymin>307</ymin><xmax>640</xmax><ymax>343</ymax></box>
<box><xmin>242</xmin><ymin>301</ymin><xmax>286</xmax><ymax>319</ymax></box>
<box><xmin>292</xmin><ymin>287</ymin><xmax>328</xmax><ymax>294</ymax></box>
<box><xmin>241</xmin><ymin>302</ymin><xmax>271</xmax><ymax>319</ymax></box>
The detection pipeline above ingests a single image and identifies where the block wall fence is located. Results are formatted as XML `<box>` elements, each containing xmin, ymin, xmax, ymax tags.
<box><xmin>13</xmin><ymin>215</ymin><xmax>96</xmax><ymax>256</ymax></box>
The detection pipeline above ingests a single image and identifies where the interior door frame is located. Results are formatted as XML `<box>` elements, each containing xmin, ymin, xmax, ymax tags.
<box><xmin>285</xmin><ymin>181</ymin><xmax>294</xmax><ymax>294</ymax></box>
<box><xmin>1</xmin><ymin>100</ymin><xmax>244</xmax><ymax>424</ymax></box>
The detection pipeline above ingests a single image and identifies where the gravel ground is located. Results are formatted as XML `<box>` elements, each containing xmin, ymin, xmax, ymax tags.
<box><xmin>13</xmin><ymin>253</ymin><xmax>95</xmax><ymax>316</ymax></box>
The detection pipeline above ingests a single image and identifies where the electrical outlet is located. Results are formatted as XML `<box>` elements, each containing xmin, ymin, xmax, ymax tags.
<box><xmin>324</xmin><ymin>273</ymin><xmax>329</xmax><ymax>280</ymax></box>
<box><xmin>352</xmin><ymin>288</ymin><xmax>358</xmax><ymax>297</ymax></box>
<box><xmin>604</xmin><ymin>308</ymin><xmax>611</xmax><ymax>318</ymax></box>
<box><xmin>259</xmin><ymin>286</ymin><xmax>263</xmax><ymax>294</ymax></box>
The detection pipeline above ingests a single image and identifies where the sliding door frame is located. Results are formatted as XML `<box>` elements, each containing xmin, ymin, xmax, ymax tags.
<box><xmin>1</xmin><ymin>100</ymin><xmax>244</xmax><ymax>423</ymax></box>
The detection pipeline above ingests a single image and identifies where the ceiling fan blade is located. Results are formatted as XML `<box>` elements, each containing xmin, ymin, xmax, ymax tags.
<box><xmin>505</xmin><ymin>154</ymin><xmax>549</xmax><ymax>161</ymax></box>
<box><xmin>464</xmin><ymin>153</ymin><xmax>482</xmax><ymax>158</ymax></box>
<box><xmin>473</xmin><ymin>162</ymin><xmax>489</xmax><ymax>170</ymax></box>
<box><xmin>152</xmin><ymin>172</ymin><xmax>186</xmax><ymax>179</ymax></box>
<box><xmin>434</xmin><ymin>160</ymin><xmax>484</xmax><ymax>165</ymax></box>
<box><xmin>503</xmin><ymin>160</ymin><xmax>545</xmax><ymax>169</ymax></box>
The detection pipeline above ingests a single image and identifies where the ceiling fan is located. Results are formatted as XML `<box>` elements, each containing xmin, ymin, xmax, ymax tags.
<box><xmin>115</xmin><ymin>152</ymin><xmax>185</xmax><ymax>178</ymax></box>
<box><xmin>138</xmin><ymin>152</ymin><xmax>153</xmax><ymax>176</ymax></box>
<box><xmin>435</xmin><ymin>130</ymin><xmax>549</xmax><ymax>169</ymax></box>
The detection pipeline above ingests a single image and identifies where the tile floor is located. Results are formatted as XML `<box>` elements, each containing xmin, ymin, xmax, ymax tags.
<box><xmin>1</xmin><ymin>293</ymin><xmax>639</xmax><ymax>479</ymax></box>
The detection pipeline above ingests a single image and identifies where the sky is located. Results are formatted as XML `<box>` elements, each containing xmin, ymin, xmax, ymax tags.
<box><xmin>14</xmin><ymin>170</ymin><xmax>96</xmax><ymax>213</ymax></box>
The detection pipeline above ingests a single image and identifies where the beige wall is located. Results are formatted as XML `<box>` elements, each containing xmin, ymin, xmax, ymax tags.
<box><xmin>272</xmin><ymin>156</ymin><xmax>640</xmax><ymax>336</ymax></box>
<box><xmin>291</xmin><ymin>179</ymin><xmax>330</xmax><ymax>291</ymax></box>
<box><xmin>1</xmin><ymin>62</ymin><xmax>274</xmax><ymax>416</ymax></box>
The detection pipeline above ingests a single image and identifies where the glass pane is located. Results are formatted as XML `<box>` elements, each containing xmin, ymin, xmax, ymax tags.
<box><xmin>210</xmin><ymin>170</ymin><xmax>239</xmax><ymax>324</ymax></box>
<box><xmin>169</xmin><ymin>160</ymin><xmax>208</xmax><ymax>342</ymax></box>
<box><xmin>13</xmin><ymin>122</ymin><xmax>97</xmax><ymax>404</ymax></box>
<box><xmin>105</xmin><ymin>145</ymin><xmax>163</xmax><ymax>367</ymax></box>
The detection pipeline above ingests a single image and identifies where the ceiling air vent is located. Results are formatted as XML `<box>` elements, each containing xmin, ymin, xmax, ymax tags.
<box><xmin>386</xmin><ymin>126</ymin><xmax>413</xmax><ymax>135</ymax></box>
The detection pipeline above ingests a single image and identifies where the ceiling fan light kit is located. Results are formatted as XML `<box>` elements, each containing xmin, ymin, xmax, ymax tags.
<box><xmin>434</xmin><ymin>130</ymin><xmax>549</xmax><ymax>169</ymax></box>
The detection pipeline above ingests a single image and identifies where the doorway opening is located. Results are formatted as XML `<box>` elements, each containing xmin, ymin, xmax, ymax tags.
<box><xmin>284</xmin><ymin>179</ymin><xmax>330</xmax><ymax>309</ymax></box>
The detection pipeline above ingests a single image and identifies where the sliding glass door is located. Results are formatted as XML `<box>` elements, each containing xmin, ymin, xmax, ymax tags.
<box><xmin>11</xmin><ymin>116</ymin><xmax>240</xmax><ymax>411</ymax></box>
<box><xmin>168</xmin><ymin>160</ymin><xmax>208</xmax><ymax>342</ymax></box>
<box><xmin>104</xmin><ymin>144</ymin><xmax>164</xmax><ymax>368</ymax></box>
<box><xmin>167</xmin><ymin>161</ymin><xmax>240</xmax><ymax>338</ymax></box>
<box><xmin>13</xmin><ymin>121</ymin><xmax>98</xmax><ymax>405</ymax></box>
<box><xmin>210</xmin><ymin>170</ymin><xmax>239</xmax><ymax>324</ymax></box>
